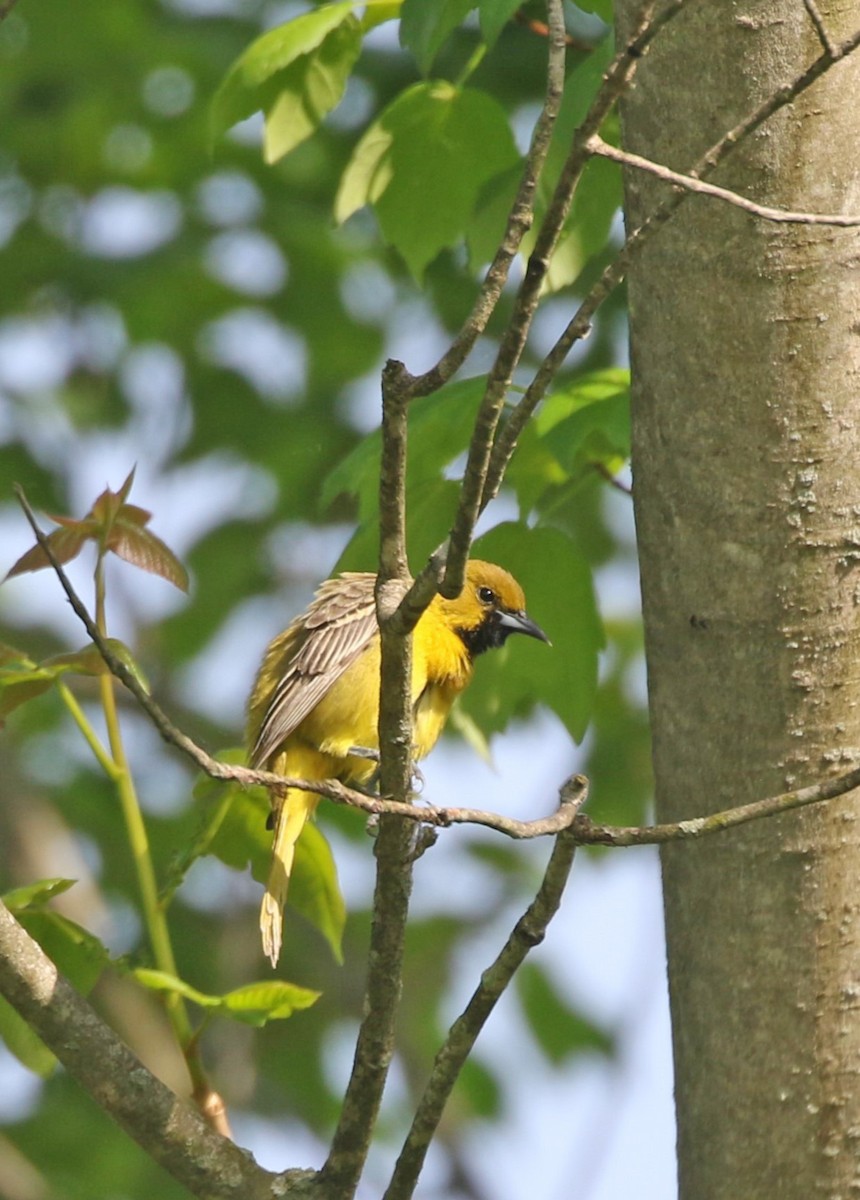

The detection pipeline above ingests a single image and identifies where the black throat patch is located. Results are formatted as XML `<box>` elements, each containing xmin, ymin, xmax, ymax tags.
<box><xmin>455</xmin><ymin>613</ymin><xmax>511</xmax><ymax>658</ymax></box>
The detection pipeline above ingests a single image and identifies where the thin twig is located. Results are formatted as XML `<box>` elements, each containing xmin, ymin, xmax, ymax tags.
<box><xmin>481</xmin><ymin>18</ymin><xmax>860</xmax><ymax>506</ymax></box>
<box><xmin>573</xmin><ymin>763</ymin><xmax>860</xmax><ymax>846</ymax></box>
<box><xmin>439</xmin><ymin>0</ymin><xmax>687</xmax><ymax>600</ymax></box>
<box><xmin>589</xmin><ymin>135</ymin><xmax>860</xmax><ymax>226</ymax></box>
<box><xmin>383</xmin><ymin>778</ymin><xmax>587</xmax><ymax>1200</ymax></box>
<box><xmin>802</xmin><ymin>0</ymin><xmax>838</xmax><ymax>58</ymax></box>
<box><xmin>392</xmin><ymin>1</ymin><xmax>688</xmax><ymax>617</ymax></box>
<box><xmin>592</xmin><ymin>461</ymin><xmax>633</xmax><ymax>495</ymax></box>
<box><xmin>18</xmin><ymin>486</ymin><xmax>860</xmax><ymax>848</ymax></box>
<box><xmin>697</xmin><ymin>23</ymin><xmax>857</xmax><ymax>174</ymax></box>
<box><xmin>0</xmin><ymin>902</ymin><xmax>289</xmax><ymax>1200</ymax></box>
<box><xmin>7</xmin><ymin>487</ymin><xmax>571</xmax><ymax>841</ymax></box>
<box><xmin>411</xmin><ymin>0</ymin><xmax>570</xmax><ymax>399</ymax></box>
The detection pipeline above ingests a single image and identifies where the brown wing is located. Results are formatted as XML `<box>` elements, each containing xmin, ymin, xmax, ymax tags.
<box><xmin>249</xmin><ymin>573</ymin><xmax>378</xmax><ymax>768</ymax></box>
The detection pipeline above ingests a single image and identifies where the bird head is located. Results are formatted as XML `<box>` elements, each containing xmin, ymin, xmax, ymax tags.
<box><xmin>438</xmin><ymin>560</ymin><xmax>549</xmax><ymax>658</ymax></box>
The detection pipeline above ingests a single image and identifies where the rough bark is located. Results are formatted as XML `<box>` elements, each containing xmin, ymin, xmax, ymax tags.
<box><xmin>616</xmin><ymin>2</ymin><xmax>860</xmax><ymax>1196</ymax></box>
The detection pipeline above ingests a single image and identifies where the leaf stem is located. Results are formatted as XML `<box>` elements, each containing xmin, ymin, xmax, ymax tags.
<box><xmin>56</xmin><ymin>681</ymin><xmax>121</xmax><ymax>781</ymax></box>
<box><xmin>455</xmin><ymin>40</ymin><xmax>487</xmax><ymax>87</ymax></box>
<box><xmin>92</xmin><ymin>554</ymin><xmax>203</xmax><ymax>1089</ymax></box>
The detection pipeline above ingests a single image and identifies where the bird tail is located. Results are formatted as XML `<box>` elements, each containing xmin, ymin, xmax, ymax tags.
<box><xmin>261</xmin><ymin>789</ymin><xmax>318</xmax><ymax>967</ymax></box>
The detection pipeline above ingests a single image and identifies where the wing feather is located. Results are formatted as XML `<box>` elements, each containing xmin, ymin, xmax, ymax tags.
<box><xmin>250</xmin><ymin>573</ymin><xmax>378</xmax><ymax>768</ymax></box>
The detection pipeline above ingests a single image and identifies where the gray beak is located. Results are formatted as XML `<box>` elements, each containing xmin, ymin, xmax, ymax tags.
<box><xmin>498</xmin><ymin>609</ymin><xmax>551</xmax><ymax>645</ymax></box>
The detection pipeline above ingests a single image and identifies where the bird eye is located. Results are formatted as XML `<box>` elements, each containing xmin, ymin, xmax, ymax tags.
<box><xmin>478</xmin><ymin>586</ymin><xmax>496</xmax><ymax>605</ymax></box>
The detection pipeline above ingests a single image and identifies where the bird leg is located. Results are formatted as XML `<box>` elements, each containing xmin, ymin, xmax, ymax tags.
<box><xmin>347</xmin><ymin>745</ymin><xmax>379</xmax><ymax>761</ymax></box>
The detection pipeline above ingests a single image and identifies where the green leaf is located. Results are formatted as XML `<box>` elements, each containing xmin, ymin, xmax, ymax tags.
<box><xmin>210</xmin><ymin>2</ymin><xmax>359</xmax><ymax>159</ymax></box>
<box><xmin>323</xmin><ymin>374</ymin><xmax>489</xmax><ymax>570</ymax></box>
<box><xmin>133</xmin><ymin>969</ymin><xmax>320</xmax><ymax>1026</ymax></box>
<box><xmin>400</xmin><ymin>0</ymin><xmax>475</xmax><ymax>74</ymax></box>
<box><xmin>336</xmin><ymin>82</ymin><xmax>520</xmax><ymax>277</ymax></box>
<box><xmin>262</xmin><ymin>17</ymin><xmax>362</xmax><ymax>164</ymax></box>
<box><xmin>162</xmin><ymin>755</ymin><xmax>243</xmax><ymax>906</ymax></box>
<box><xmin>361</xmin><ymin>1</ymin><xmax>403</xmax><ymax>32</ymax></box>
<box><xmin>291</xmin><ymin>821</ymin><xmax>347</xmax><ymax>964</ymax></box>
<box><xmin>458</xmin><ymin>1055</ymin><xmax>502</xmax><ymax>1117</ymax></box>
<box><xmin>464</xmin><ymin>522</ymin><xmax>603</xmax><ymax>742</ymax></box>
<box><xmin>477</xmin><ymin>0</ymin><xmax>524</xmax><ymax>49</ymax></box>
<box><xmin>506</xmin><ymin>368</ymin><xmax>631</xmax><ymax>512</ymax></box>
<box><xmin>0</xmin><ymin>668</ymin><xmax>58</xmax><ymax>717</ymax></box>
<box><xmin>466</xmin><ymin>161</ymin><xmax>522</xmax><ymax>269</ymax></box>
<box><xmin>47</xmin><ymin>638</ymin><xmax>149</xmax><ymax>688</ymax></box>
<box><xmin>537</xmin><ymin>367</ymin><xmax>630</xmax><ymax>478</ymax></box>
<box><xmin>334</xmin><ymin>120</ymin><xmax>394</xmax><ymax>225</ymax></box>
<box><xmin>500</xmin><ymin>420</ymin><xmax>568</xmax><ymax>517</ymax></box>
<box><xmin>540</xmin><ymin>157</ymin><xmax>623</xmax><ymax>294</ymax></box>
<box><xmin>0</xmin><ymin>640</ymin><xmax>150</xmax><ymax>717</ymax></box>
<box><xmin>334</xmin><ymin>477</ymin><xmax>461</xmax><ymax>573</ymax></box>
<box><xmin>0</xmin><ymin>642</ymin><xmax>29</xmax><ymax>666</ymax></box>
<box><xmin>0</xmin><ymin>995</ymin><xmax>56</xmax><ymax>1077</ymax></box>
<box><xmin>220</xmin><ymin>980</ymin><xmax>321</xmax><ymax>1026</ymax></box>
<box><xmin>322</xmin><ymin>374</ymin><xmax>487</xmax><ymax>516</ymax></box>
<box><xmin>517</xmin><ymin>962</ymin><xmax>614</xmax><ymax>1064</ymax></box>
<box><xmin>3</xmin><ymin>878</ymin><xmax>76</xmax><ymax>911</ymax></box>
<box><xmin>203</xmin><ymin>780</ymin><xmax>346</xmax><ymax>962</ymax></box>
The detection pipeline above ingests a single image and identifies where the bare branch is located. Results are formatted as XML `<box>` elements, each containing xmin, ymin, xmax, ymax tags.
<box><xmin>0</xmin><ymin>902</ymin><xmax>291</xmax><ymax>1200</ymax></box>
<box><xmin>481</xmin><ymin>18</ymin><xmax>860</xmax><ymax>506</ymax></box>
<box><xmin>377</xmin><ymin>361</ymin><xmax>412</xmax><ymax>584</ymax></box>
<box><xmin>12</xmin><ymin>486</ymin><xmax>267</xmax><ymax>784</ymax></box>
<box><xmin>696</xmin><ymin>23</ymin><xmax>860</xmax><ymax>175</ymax></box>
<box><xmin>440</xmin><ymin>0</ymin><xmax>688</xmax><ymax>599</ymax></box>
<box><xmin>411</xmin><ymin>0</ymin><xmax>569</xmax><ymax>399</ymax></box>
<box><xmin>9</xmin><ymin>486</ymin><xmax>579</xmax><ymax>841</ymax></box>
<box><xmin>589</xmin><ymin>135</ymin><xmax>860</xmax><ymax>227</ymax></box>
<box><xmin>20</xmin><ymin>484</ymin><xmax>858</xmax><ymax>851</ymax></box>
<box><xmin>574</xmin><ymin>763</ymin><xmax>860</xmax><ymax>847</ymax></box>
<box><xmin>802</xmin><ymin>0</ymin><xmax>838</xmax><ymax>58</ymax></box>
<box><xmin>317</xmin><ymin>359</ymin><xmax>422</xmax><ymax>1200</ymax></box>
<box><xmin>383</xmin><ymin>778</ymin><xmax>587</xmax><ymax>1200</ymax></box>
<box><xmin>592</xmin><ymin>461</ymin><xmax>633</xmax><ymax>495</ymax></box>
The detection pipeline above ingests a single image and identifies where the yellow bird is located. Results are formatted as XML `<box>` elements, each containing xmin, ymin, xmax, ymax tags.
<box><xmin>247</xmin><ymin>560</ymin><xmax>548</xmax><ymax>966</ymax></box>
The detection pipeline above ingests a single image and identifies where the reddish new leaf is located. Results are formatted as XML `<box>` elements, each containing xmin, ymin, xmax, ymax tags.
<box><xmin>107</xmin><ymin>520</ymin><xmax>189</xmax><ymax>592</ymax></box>
<box><xmin>117</xmin><ymin>503</ymin><xmax>153</xmax><ymax>528</ymax></box>
<box><xmin>116</xmin><ymin>466</ymin><xmax>136</xmax><ymax>504</ymax></box>
<box><xmin>5</xmin><ymin>526</ymin><xmax>90</xmax><ymax>580</ymax></box>
<box><xmin>90</xmin><ymin>467</ymin><xmax>138</xmax><ymax>536</ymax></box>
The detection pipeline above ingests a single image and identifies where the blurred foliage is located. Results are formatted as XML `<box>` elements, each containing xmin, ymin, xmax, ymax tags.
<box><xmin>0</xmin><ymin>0</ymin><xmax>653</xmax><ymax>1196</ymax></box>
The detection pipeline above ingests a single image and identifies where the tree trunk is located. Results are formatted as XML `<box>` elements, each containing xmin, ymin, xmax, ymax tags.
<box><xmin>616</xmin><ymin>2</ymin><xmax>860</xmax><ymax>1196</ymax></box>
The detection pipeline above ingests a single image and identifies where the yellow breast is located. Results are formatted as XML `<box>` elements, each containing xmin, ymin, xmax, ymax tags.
<box><xmin>292</xmin><ymin>599</ymin><xmax>472</xmax><ymax>778</ymax></box>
